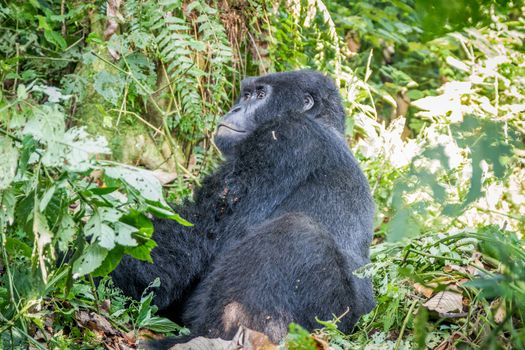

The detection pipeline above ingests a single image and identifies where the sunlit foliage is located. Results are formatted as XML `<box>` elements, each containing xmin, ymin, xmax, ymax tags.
<box><xmin>0</xmin><ymin>0</ymin><xmax>524</xmax><ymax>348</ymax></box>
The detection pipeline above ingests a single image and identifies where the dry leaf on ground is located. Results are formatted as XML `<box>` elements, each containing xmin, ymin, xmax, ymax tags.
<box><xmin>76</xmin><ymin>310</ymin><xmax>117</xmax><ymax>336</ymax></box>
<box><xmin>433</xmin><ymin>331</ymin><xmax>462</xmax><ymax>350</ymax></box>
<box><xmin>168</xmin><ymin>326</ymin><xmax>278</xmax><ymax>350</ymax></box>
<box><xmin>413</xmin><ymin>283</ymin><xmax>434</xmax><ymax>298</ymax></box>
<box><xmin>423</xmin><ymin>291</ymin><xmax>463</xmax><ymax>315</ymax></box>
<box><xmin>311</xmin><ymin>334</ymin><xmax>330</xmax><ymax>350</ymax></box>
<box><xmin>491</xmin><ymin>299</ymin><xmax>507</xmax><ymax>324</ymax></box>
<box><xmin>75</xmin><ymin>310</ymin><xmax>136</xmax><ymax>349</ymax></box>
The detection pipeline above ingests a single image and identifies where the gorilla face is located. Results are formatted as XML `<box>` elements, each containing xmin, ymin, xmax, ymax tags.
<box><xmin>214</xmin><ymin>83</ymin><xmax>272</xmax><ymax>154</ymax></box>
<box><xmin>214</xmin><ymin>72</ymin><xmax>317</xmax><ymax>156</ymax></box>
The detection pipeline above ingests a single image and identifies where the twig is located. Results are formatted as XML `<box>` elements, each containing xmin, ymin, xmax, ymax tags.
<box><xmin>109</xmin><ymin>109</ymin><xmax>165</xmax><ymax>137</ymax></box>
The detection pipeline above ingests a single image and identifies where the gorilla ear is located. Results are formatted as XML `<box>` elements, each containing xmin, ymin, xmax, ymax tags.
<box><xmin>303</xmin><ymin>93</ymin><xmax>314</xmax><ymax>112</ymax></box>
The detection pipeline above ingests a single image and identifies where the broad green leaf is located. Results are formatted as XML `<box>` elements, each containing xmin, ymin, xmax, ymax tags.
<box><xmin>0</xmin><ymin>189</ymin><xmax>16</xmax><ymax>225</ymax></box>
<box><xmin>43</xmin><ymin>30</ymin><xmax>67</xmax><ymax>49</ymax></box>
<box><xmin>147</xmin><ymin>204</ymin><xmax>193</xmax><ymax>227</ymax></box>
<box><xmin>39</xmin><ymin>185</ymin><xmax>56</xmax><ymax>212</ymax></box>
<box><xmin>387</xmin><ymin>208</ymin><xmax>420</xmax><ymax>242</ymax></box>
<box><xmin>72</xmin><ymin>244</ymin><xmax>109</xmax><ymax>278</ymax></box>
<box><xmin>136</xmin><ymin>294</ymin><xmax>153</xmax><ymax>327</ymax></box>
<box><xmin>93</xmin><ymin>71</ymin><xmax>125</xmax><ymax>106</ymax></box>
<box><xmin>89</xmin><ymin>186</ymin><xmax>119</xmax><ymax>195</ymax></box>
<box><xmin>57</xmin><ymin>214</ymin><xmax>76</xmax><ymax>252</ymax></box>
<box><xmin>125</xmin><ymin>239</ymin><xmax>156</xmax><ymax>263</ymax></box>
<box><xmin>62</xmin><ymin>127</ymin><xmax>110</xmax><ymax>172</ymax></box>
<box><xmin>121</xmin><ymin>209</ymin><xmax>154</xmax><ymax>237</ymax></box>
<box><xmin>92</xmin><ymin>246</ymin><xmax>124</xmax><ymax>277</ymax></box>
<box><xmin>23</xmin><ymin>104</ymin><xmax>65</xmax><ymax>143</ymax></box>
<box><xmin>141</xmin><ymin>316</ymin><xmax>182</xmax><ymax>333</ymax></box>
<box><xmin>104</xmin><ymin>166</ymin><xmax>167</xmax><ymax>205</ymax></box>
<box><xmin>84</xmin><ymin>211</ymin><xmax>102</xmax><ymax>238</ymax></box>
<box><xmin>99</xmin><ymin>207</ymin><xmax>122</xmax><ymax>222</ymax></box>
<box><xmin>114</xmin><ymin>222</ymin><xmax>138</xmax><ymax>246</ymax></box>
<box><xmin>0</xmin><ymin>136</ymin><xmax>19</xmax><ymax>190</ymax></box>
<box><xmin>85</xmin><ymin>211</ymin><xmax>116</xmax><ymax>249</ymax></box>
<box><xmin>34</xmin><ymin>211</ymin><xmax>53</xmax><ymax>251</ymax></box>
<box><xmin>5</xmin><ymin>237</ymin><xmax>32</xmax><ymax>257</ymax></box>
<box><xmin>16</xmin><ymin>136</ymin><xmax>37</xmax><ymax>177</ymax></box>
<box><xmin>16</xmin><ymin>84</ymin><xmax>28</xmax><ymax>99</ymax></box>
<box><xmin>97</xmin><ymin>223</ymin><xmax>115</xmax><ymax>250</ymax></box>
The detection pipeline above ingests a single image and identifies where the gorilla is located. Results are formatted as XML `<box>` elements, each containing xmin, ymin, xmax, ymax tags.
<box><xmin>111</xmin><ymin>70</ymin><xmax>375</xmax><ymax>345</ymax></box>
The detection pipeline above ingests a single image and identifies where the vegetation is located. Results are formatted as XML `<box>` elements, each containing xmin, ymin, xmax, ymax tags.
<box><xmin>0</xmin><ymin>0</ymin><xmax>524</xmax><ymax>349</ymax></box>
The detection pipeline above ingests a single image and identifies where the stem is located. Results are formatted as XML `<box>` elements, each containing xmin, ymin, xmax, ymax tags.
<box><xmin>89</xmin><ymin>275</ymin><xmax>100</xmax><ymax>312</ymax></box>
<box><xmin>0</xmin><ymin>207</ymin><xmax>20</xmax><ymax>314</ymax></box>
<box><xmin>408</xmin><ymin>248</ymin><xmax>466</xmax><ymax>264</ymax></box>
<box><xmin>394</xmin><ymin>299</ymin><xmax>417</xmax><ymax>350</ymax></box>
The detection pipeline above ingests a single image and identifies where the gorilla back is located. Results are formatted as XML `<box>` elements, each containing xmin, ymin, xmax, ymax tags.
<box><xmin>111</xmin><ymin>70</ymin><xmax>375</xmax><ymax>344</ymax></box>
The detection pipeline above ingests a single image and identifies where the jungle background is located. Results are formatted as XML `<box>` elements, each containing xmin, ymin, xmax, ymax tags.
<box><xmin>0</xmin><ymin>0</ymin><xmax>524</xmax><ymax>349</ymax></box>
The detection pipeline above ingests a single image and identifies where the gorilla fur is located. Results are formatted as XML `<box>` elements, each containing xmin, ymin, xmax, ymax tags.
<box><xmin>111</xmin><ymin>70</ymin><xmax>375</xmax><ymax>346</ymax></box>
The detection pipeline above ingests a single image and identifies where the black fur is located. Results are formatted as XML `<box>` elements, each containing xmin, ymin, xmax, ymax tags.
<box><xmin>111</xmin><ymin>70</ymin><xmax>375</xmax><ymax>346</ymax></box>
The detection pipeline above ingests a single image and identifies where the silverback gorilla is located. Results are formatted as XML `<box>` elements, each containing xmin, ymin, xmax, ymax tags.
<box><xmin>111</xmin><ymin>70</ymin><xmax>375</xmax><ymax>346</ymax></box>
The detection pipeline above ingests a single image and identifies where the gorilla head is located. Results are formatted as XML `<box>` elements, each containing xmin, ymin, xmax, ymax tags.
<box><xmin>215</xmin><ymin>70</ymin><xmax>346</xmax><ymax>156</ymax></box>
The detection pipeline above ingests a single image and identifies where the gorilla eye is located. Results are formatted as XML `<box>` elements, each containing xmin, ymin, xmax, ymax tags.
<box><xmin>243</xmin><ymin>92</ymin><xmax>251</xmax><ymax>100</ymax></box>
<box><xmin>256</xmin><ymin>89</ymin><xmax>266</xmax><ymax>99</ymax></box>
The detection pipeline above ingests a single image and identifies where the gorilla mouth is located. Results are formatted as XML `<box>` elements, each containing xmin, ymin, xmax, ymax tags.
<box><xmin>218</xmin><ymin>124</ymin><xmax>246</xmax><ymax>133</ymax></box>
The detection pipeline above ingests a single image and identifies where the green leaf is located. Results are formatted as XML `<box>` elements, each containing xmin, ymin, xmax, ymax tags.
<box><xmin>92</xmin><ymin>246</ymin><xmax>124</xmax><ymax>277</ymax></box>
<box><xmin>84</xmin><ymin>211</ymin><xmax>102</xmax><ymax>238</ymax></box>
<box><xmin>43</xmin><ymin>30</ymin><xmax>67</xmax><ymax>49</ymax></box>
<box><xmin>16</xmin><ymin>84</ymin><xmax>28</xmax><ymax>99</ymax></box>
<box><xmin>62</xmin><ymin>127</ymin><xmax>110</xmax><ymax>171</ymax></box>
<box><xmin>86</xmin><ymin>212</ymin><xmax>116</xmax><ymax>250</ymax></box>
<box><xmin>121</xmin><ymin>209</ymin><xmax>154</xmax><ymax>237</ymax></box>
<box><xmin>89</xmin><ymin>186</ymin><xmax>119</xmax><ymax>195</ymax></box>
<box><xmin>141</xmin><ymin>316</ymin><xmax>182</xmax><ymax>333</ymax></box>
<box><xmin>23</xmin><ymin>104</ymin><xmax>65</xmax><ymax>144</ymax></box>
<box><xmin>97</xmin><ymin>223</ymin><xmax>116</xmax><ymax>250</ymax></box>
<box><xmin>387</xmin><ymin>208</ymin><xmax>421</xmax><ymax>242</ymax></box>
<box><xmin>35</xmin><ymin>211</ymin><xmax>53</xmax><ymax>254</ymax></box>
<box><xmin>104</xmin><ymin>166</ymin><xmax>167</xmax><ymax>205</ymax></box>
<box><xmin>0</xmin><ymin>189</ymin><xmax>16</xmax><ymax>225</ymax></box>
<box><xmin>57</xmin><ymin>214</ymin><xmax>76</xmax><ymax>252</ymax></box>
<box><xmin>136</xmin><ymin>291</ymin><xmax>154</xmax><ymax>327</ymax></box>
<box><xmin>72</xmin><ymin>244</ymin><xmax>109</xmax><ymax>278</ymax></box>
<box><xmin>0</xmin><ymin>136</ymin><xmax>19</xmax><ymax>190</ymax></box>
<box><xmin>93</xmin><ymin>71</ymin><xmax>125</xmax><ymax>106</ymax></box>
<box><xmin>39</xmin><ymin>185</ymin><xmax>56</xmax><ymax>212</ymax></box>
<box><xmin>6</xmin><ymin>238</ymin><xmax>32</xmax><ymax>257</ymax></box>
<box><xmin>125</xmin><ymin>239</ymin><xmax>156</xmax><ymax>263</ymax></box>
<box><xmin>114</xmin><ymin>222</ymin><xmax>138</xmax><ymax>246</ymax></box>
<box><xmin>99</xmin><ymin>208</ymin><xmax>122</xmax><ymax>222</ymax></box>
<box><xmin>146</xmin><ymin>204</ymin><xmax>192</xmax><ymax>226</ymax></box>
<box><xmin>17</xmin><ymin>136</ymin><xmax>37</xmax><ymax>177</ymax></box>
<box><xmin>286</xmin><ymin>323</ymin><xmax>317</xmax><ymax>350</ymax></box>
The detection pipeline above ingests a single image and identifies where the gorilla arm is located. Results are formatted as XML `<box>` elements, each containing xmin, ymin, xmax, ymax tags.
<box><xmin>111</xmin><ymin>204</ymin><xmax>215</xmax><ymax>310</ymax></box>
<box><xmin>111</xmin><ymin>176</ymin><xmax>222</xmax><ymax>310</ymax></box>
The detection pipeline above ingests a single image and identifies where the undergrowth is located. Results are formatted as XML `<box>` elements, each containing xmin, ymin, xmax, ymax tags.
<box><xmin>1</xmin><ymin>0</ymin><xmax>524</xmax><ymax>349</ymax></box>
